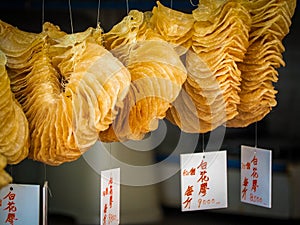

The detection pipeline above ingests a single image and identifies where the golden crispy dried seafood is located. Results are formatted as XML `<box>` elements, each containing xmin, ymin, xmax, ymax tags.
<box><xmin>227</xmin><ymin>0</ymin><xmax>297</xmax><ymax>127</ymax></box>
<box><xmin>0</xmin><ymin>154</ymin><xmax>12</xmax><ymax>189</ymax></box>
<box><xmin>0</xmin><ymin>50</ymin><xmax>29</xmax><ymax>164</ymax></box>
<box><xmin>166</xmin><ymin>0</ymin><xmax>251</xmax><ymax>133</ymax></box>
<box><xmin>100</xmin><ymin>11</ymin><xmax>187</xmax><ymax>141</ymax></box>
<box><xmin>0</xmin><ymin>20</ymin><xmax>130</xmax><ymax>165</ymax></box>
<box><xmin>150</xmin><ymin>1</ymin><xmax>195</xmax><ymax>54</ymax></box>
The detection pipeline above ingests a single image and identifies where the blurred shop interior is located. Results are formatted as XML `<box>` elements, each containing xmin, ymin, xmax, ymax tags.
<box><xmin>1</xmin><ymin>0</ymin><xmax>300</xmax><ymax>224</ymax></box>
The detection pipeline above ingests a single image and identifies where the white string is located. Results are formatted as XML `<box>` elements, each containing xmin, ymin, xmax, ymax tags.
<box><xmin>68</xmin><ymin>0</ymin><xmax>74</xmax><ymax>33</ymax></box>
<box><xmin>96</xmin><ymin>0</ymin><xmax>101</xmax><ymax>27</ymax></box>
<box><xmin>202</xmin><ymin>133</ymin><xmax>205</xmax><ymax>153</ymax></box>
<box><xmin>170</xmin><ymin>0</ymin><xmax>173</xmax><ymax>9</ymax></box>
<box><xmin>255</xmin><ymin>122</ymin><xmax>258</xmax><ymax>148</ymax></box>
<box><xmin>44</xmin><ymin>164</ymin><xmax>47</xmax><ymax>181</ymax></box>
<box><xmin>190</xmin><ymin>0</ymin><xmax>197</xmax><ymax>7</ymax></box>
<box><xmin>42</xmin><ymin>0</ymin><xmax>45</xmax><ymax>26</ymax></box>
<box><xmin>126</xmin><ymin>0</ymin><xmax>129</xmax><ymax>14</ymax></box>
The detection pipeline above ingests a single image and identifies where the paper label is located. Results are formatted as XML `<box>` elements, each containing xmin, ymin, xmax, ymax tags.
<box><xmin>0</xmin><ymin>184</ymin><xmax>40</xmax><ymax>225</ymax></box>
<box><xmin>180</xmin><ymin>151</ymin><xmax>228</xmax><ymax>211</ymax></box>
<box><xmin>241</xmin><ymin>145</ymin><xmax>272</xmax><ymax>208</ymax></box>
<box><xmin>100</xmin><ymin>168</ymin><xmax>120</xmax><ymax>225</ymax></box>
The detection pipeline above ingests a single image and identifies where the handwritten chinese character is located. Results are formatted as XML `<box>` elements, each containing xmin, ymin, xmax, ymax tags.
<box><xmin>199</xmin><ymin>182</ymin><xmax>210</xmax><ymax>196</ymax></box>
<box><xmin>183</xmin><ymin>169</ymin><xmax>189</xmax><ymax>176</ymax></box>
<box><xmin>102</xmin><ymin>213</ymin><xmax>107</xmax><ymax>225</ymax></box>
<box><xmin>242</xmin><ymin>186</ymin><xmax>248</xmax><ymax>200</ymax></box>
<box><xmin>251</xmin><ymin>167</ymin><xmax>259</xmax><ymax>179</ymax></box>
<box><xmin>197</xmin><ymin>160</ymin><xmax>207</xmax><ymax>170</ymax></box>
<box><xmin>197</xmin><ymin>170</ymin><xmax>209</xmax><ymax>183</ymax></box>
<box><xmin>251</xmin><ymin>179</ymin><xmax>259</xmax><ymax>192</ymax></box>
<box><xmin>251</xmin><ymin>155</ymin><xmax>258</xmax><ymax>166</ymax></box>
<box><xmin>184</xmin><ymin>185</ymin><xmax>194</xmax><ymax>196</ymax></box>
<box><xmin>189</xmin><ymin>167</ymin><xmax>196</xmax><ymax>175</ymax></box>
<box><xmin>5</xmin><ymin>213</ymin><xmax>18</xmax><ymax>225</ymax></box>
<box><xmin>242</xmin><ymin>162</ymin><xmax>251</xmax><ymax>170</ymax></box>
<box><xmin>3</xmin><ymin>192</ymin><xmax>16</xmax><ymax>201</ymax></box>
<box><xmin>4</xmin><ymin>201</ymin><xmax>17</xmax><ymax>212</ymax></box>
<box><xmin>182</xmin><ymin>197</ymin><xmax>192</xmax><ymax>209</ymax></box>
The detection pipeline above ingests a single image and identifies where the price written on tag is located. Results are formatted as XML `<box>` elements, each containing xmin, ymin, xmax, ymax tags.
<box><xmin>0</xmin><ymin>184</ymin><xmax>40</xmax><ymax>225</ymax></box>
<box><xmin>100</xmin><ymin>168</ymin><xmax>120</xmax><ymax>225</ymax></box>
<box><xmin>241</xmin><ymin>145</ymin><xmax>272</xmax><ymax>208</ymax></box>
<box><xmin>180</xmin><ymin>151</ymin><xmax>228</xmax><ymax>211</ymax></box>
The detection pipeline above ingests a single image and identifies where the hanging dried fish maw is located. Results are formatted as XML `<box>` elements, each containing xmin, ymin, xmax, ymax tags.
<box><xmin>150</xmin><ymin>1</ymin><xmax>195</xmax><ymax>54</ymax></box>
<box><xmin>0</xmin><ymin>50</ymin><xmax>29</xmax><ymax>165</ymax></box>
<box><xmin>167</xmin><ymin>0</ymin><xmax>251</xmax><ymax>133</ymax></box>
<box><xmin>100</xmin><ymin>11</ymin><xmax>187</xmax><ymax>142</ymax></box>
<box><xmin>0</xmin><ymin>21</ymin><xmax>130</xmax><ymax>165</ymax></box>
<box><xmin>227</xmin><ymin>0</ymin><xmax>297</xmax><ymax>127</ymax></box>
<box><xmin>0</xmin><ymin>154</ymin><xmax>12</xmax><ymax>189</ymax></box>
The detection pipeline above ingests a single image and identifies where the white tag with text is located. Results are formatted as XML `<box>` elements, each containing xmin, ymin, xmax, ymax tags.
<box><xmin>180</xmin><ymin>151</ymin><xmax>227</xmax><ymax>211</ymax></box>
<box><xmin>241</xmin><ymin>145</ymin><xmax>272</xmax><ymax>208</ymax></box>
<box><xmin>100</xmin><ymin>168</ymin><xmax>120</xmax><ymax>225</ymax></box>
<box><xmin>0</xmin><ymin>184</ymin><xmax>40</xmax><ymax>225</ymax></box>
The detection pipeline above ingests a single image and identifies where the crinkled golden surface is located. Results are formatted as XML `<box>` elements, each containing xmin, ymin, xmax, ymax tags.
<box><xmin>0</xmin><ymin>50</ymin><xmax>29</xmax><ymax>165</ymax></box>
<box><xmin>167</xmin><ymin>0</ymin><xmax>251</xmax><ymax>133</ymax></box>
<box><xmin>100</xmin><ymin>11</ymin><xmax>187</xmax><ymax>141</ymax></box>
<box><xmin>150</xmin><ymin>1</ymin><xmax>194</xmax><ymax>54</ymax></box>
<box><xmin>0</xmin><ymin>153</ymin><xmax>12</xmax><ymax>190</ymax></box>
<box><xmin>0</xmin><ymin>21</ymin><xmax>130</xmax><ymax>165</ymax></box>
<box><xmin>227</xmin><ymin>0</ymin><xmax>297</xmax><ymax>127</ymax></box>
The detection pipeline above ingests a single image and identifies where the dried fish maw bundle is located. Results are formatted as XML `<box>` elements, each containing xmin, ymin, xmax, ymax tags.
<box><xmin>0</xmin><ymin>154</ymin><xmax>12</xmax><ymax>189</ymax></box>
<box><xmin>100</xmin><ymin>39</ymin><xmax>187</xmax><ymax>142</ymax></box>
<box><xmin>29</xmin><ymin>42</ymin><xmax>129</xmax><ymax>165</ymax></box>
<box><xmin>150</xmin><ymin>1</ymin><xmax>195</xmax><ymax>54</ymax></box>
<box><xmin>103</xmin><ymin>10</ymin><xmax>144</xmax><ymax>50</ymax></box>
<box><xmin>0</xmin><ymin>20</ymin><xmax>45</xmax><ymax>70</ymax></box>
<box><xmin>0</xmin><ymin>22</ymin><xmax>130</xmax><ymax>165</ymax></box>
<box><xmin>167</xmin><ymin>0</ymin><xmax>251</xmax><ymax>133</ymax></box>
<box><xmin>0</xmin><ymin>51</ymin><xmax>29</xmax><ymax>164</ymax></box>
<box><xmin>227</xmin><ymin>0</ymin><xmax>297</xmax><ymax>127</ymax></box>
<box><xmin>100</xmin><ymin>12</ymin><xmax>187</xmax><ymax>141</ymax></box>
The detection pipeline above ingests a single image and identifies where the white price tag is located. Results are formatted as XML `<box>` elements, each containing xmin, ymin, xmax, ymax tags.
<box><xmin>0</xmin><ymin>184</ymin><xmax>40</xmax><ymax>225</ymax></box>
<box><xmin>241</xmin><ymin>145</ymin><xmax>272</xmax><ymax>208</ymax></box>
<box><xmin>100</xmin><ymin>168</ymin><xmax>120</xmax><ymax>225</ymax></box>
<box><xmin>180</xmin><ymin>151</ymin><xmax>228</xmax><ymax>211</ymax></box>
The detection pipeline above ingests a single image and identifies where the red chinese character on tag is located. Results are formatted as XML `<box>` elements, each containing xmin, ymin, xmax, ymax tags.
<box><xmin>251</xmin><ymin>155</ymin><xmax>258</xmax><ymax>166</ymax></box>
<box><xmin>3</xmin><ymin>192</ymin><xmax>16</xmax><ymax>201</ymax></box>
<box><xmin>0</xmin><ymin>199</ymin><xmax>2</xmax><ymax>207</ymax></box>
<box><xmin>251</xmin><ymin>179</ymin><xmax>259</xmax><ymax>192</ymax></box>
<box><xmin>184</xmin><ymin>186</ymin><xmax>194</xmax><ymax>196</ymax></box>
<box><xmin>5</xmin><ymin>213</ymin><xmax>18</xmax><ymax>225</ymax></box>
<box><xmin>182</xmin><ymin>197</ymin><xmax>193</xmax><ymax>209</ymax></box>
<box><xmin>197</xmin><ymin>170</ymin><xmax>209</xmax><ymax>183</ymax></box>
<box><xmin>199</xmin><ymin>182</ymin><xmax>210</xmax><ymax>196</ymax></box>
<box><xmin>4</xmin><ymin>201</ymin><xmax>17</xmax><ymax>212</ymax></box>
<box><xmin>197</xmin><ymin>160</ymin><xmax>207</xmax><ymax>170</ymax></box>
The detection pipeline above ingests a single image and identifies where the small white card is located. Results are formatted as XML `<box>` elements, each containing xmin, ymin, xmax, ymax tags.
<box><xmin>180</xmin><ymin>151</ymin><xmax>228</xmax><ymax>211</ymax></box>
<box><xmin>100</xmin><ymin>168</ymin><xmax>120</xmax><ymax>225</ymax></box>
<box><xmin>0</xmin><ymin>184</ymin><xmax>40</xmax><ymax>225</ymax></box>
<box><xmin>241</xmin><ymin>145</ymin><xmax>272</xmax><ymax>208</ymax></box>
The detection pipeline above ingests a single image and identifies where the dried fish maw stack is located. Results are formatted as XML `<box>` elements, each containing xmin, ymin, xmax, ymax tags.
<box><xmin>166</xmin><ymin>0</ymin><xmax>251</xmax><ymax>133</ymax></box>
<box><xmin>0</xmin><ymin>50</ymin><xmax>29</xmax><ymax>165</ymax></box>
<box><xmin>100</xmin><ymin>11</ymin><xmax>187</xmax><ymax>141</ymax></box>
<box><xmin>0</xmin><ymin>21</ymin><xmax>130</xmax><ymax>165</ymax></box>
<box><xmin>150</xmin><ymin>1</ymin><xmax>195</xmax><ymax>54</ymax></box>
<box><xmin>0</xmin><ymin>154</ymin><xmax>12</xmax><ymax>189</ymax></box>
<box><xmin>227</xmin><ymin>0</ymin><xmax>297</xmax><ymax>127</ymax></box>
